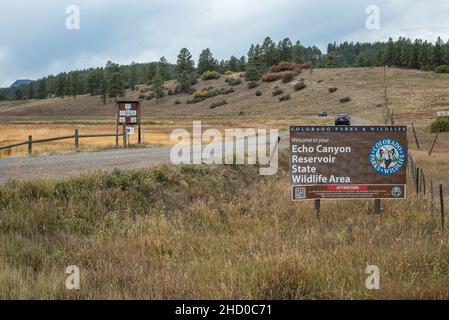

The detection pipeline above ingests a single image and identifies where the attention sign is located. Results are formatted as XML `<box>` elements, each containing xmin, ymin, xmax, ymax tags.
<box><xmin>290</xmin><ymin>126</ymin><xmax>408</xmax><ymax>200</ymax></box>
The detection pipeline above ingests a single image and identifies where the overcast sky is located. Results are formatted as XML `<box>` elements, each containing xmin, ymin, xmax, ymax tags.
<box><xmin>1</xmin><ymin>0</ymin><xmax>449</xmax><ymax>87</ymax></box>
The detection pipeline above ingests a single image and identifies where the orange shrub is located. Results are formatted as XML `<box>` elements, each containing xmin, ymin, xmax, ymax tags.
<box><xmin>269</xmin><ymin>61</ymin><xmax>302</xmax><ymax>73</ymax></box>
<box><xmin>262</xmin><ymin>71</ymin><xmax>296</xmax><ymax>82</ymax></box>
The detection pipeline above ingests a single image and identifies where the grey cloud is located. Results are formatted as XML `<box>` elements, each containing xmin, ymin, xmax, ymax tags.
<box><xmin>1</xmin><ymin>0</ymin><xmax>449</xmax><ymax>87</ymax></box>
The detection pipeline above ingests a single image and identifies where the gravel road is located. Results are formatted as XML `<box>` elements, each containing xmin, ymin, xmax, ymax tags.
<box><xmin>0</xmin><ymin>117</ymin><xmax>368</xmax><ymax>184</ymax></box>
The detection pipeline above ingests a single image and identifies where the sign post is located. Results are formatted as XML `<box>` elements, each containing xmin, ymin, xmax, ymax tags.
<box><xmin>290</xmin><ymin>126</ymin><xmax>408</xmax><ymax>202</ymax></box>
<box><xmin>116</xmin><ymin>100</ymin><xmax>142</xmax><ymax>145</ymax></box>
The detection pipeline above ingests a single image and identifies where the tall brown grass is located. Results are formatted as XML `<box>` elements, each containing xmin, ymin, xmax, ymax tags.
<box><xmin>0</xmin><ymin>150</ymin><xmax>448</xmax><ymax>299</ymax></box>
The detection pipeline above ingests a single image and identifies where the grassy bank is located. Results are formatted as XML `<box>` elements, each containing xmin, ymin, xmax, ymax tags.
<box><xmin>0</xmin><ymin>152</ymin><xmax>448</xmax><ymax>299</ymax></box>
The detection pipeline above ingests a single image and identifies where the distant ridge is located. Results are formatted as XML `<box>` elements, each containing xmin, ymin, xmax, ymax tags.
<box><xmin>10</xmin><ymin>79</ymin><xmax>33</xmax><ymax>88</ymax></box>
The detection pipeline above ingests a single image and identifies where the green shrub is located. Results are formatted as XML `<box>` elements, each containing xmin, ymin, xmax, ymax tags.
<box><xmin>282</xmin><ymin>72</ymin><xmax>295</xmax><ymax>83</ymax></box>
<box><xmin>329</xmin><ymin>87</ymin><xmax>338</xmax><ymax>93</ymax></box>
<box><xmin>272</xmin><ymin>88</ymin><xmax>284</xmax><ymax>96</ymax></box>
<box><xmin>247</xmin><ymin>81</ymin><xmax>258</xmax><ymax>89</ymax></box>
<box><xmin>279</xmin><ymin>94</ymin><xmax>291</xmax><ymax>102</ymax></box>
<box><xmin>255</xmin><ymin>90</ymin><xmax>262</xmax><ymax>97</ymax></box>
<box><xmin>201</xmin><ymin>71</ymin><xmax>221</xmax><ymax>80</ymax></box>
<box><xmin>226</xmin><ymin>78</ymin><xmax>242</xmax><ymax>86</ymax></box>
<box><xmin>339</xmin><ymin>96</ymin><xmax>351</xmax><ymax>103</ymax></box>
<box><xmin>435</xmin><ymin>65</ymin><xmax>449</xmax><ymax>74</ymax></box>
<box><xmin>294</xmin><ymin>82</ymin><xmax>306</xmax><ymax>91</ymax></box>
<box><xmin>187</xmin><ymin>97</ymin><xmax>205</xmax><ymax>104</ymax></box>
<box><xmin>210</xmin><ymin>100</ymin><xmax>228</xmax><ymax>109</ymax></box>
<box><xmin>431</xmin><ymin>117</ymin><xmax>449</xmax><ymax>133</ymax></box>
<box><xmin>222</xmin><ymin>88</ymin><xmax>235</xmax><ymax>95</ymax></box>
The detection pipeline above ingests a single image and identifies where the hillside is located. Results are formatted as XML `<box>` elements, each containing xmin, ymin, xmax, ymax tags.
<box><xmin>10</xmin><ymin>80</ymin><xmax>33</xmax><ymax>88</ymax></box>
<box><xmin>2</xmin><ymin>67</ymin><xmax>449</xmax><ymax>125</ymax></box>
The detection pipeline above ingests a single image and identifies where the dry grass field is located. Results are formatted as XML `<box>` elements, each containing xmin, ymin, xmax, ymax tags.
<box><xmin>0</xmin><ymin>151</ymin><xmax>448</xmax><ymax>299</ymax></box>
<box><xmin>1</xmin><ymin>67</ymin><xmax>449</xmax><ymax>299</ymax></box>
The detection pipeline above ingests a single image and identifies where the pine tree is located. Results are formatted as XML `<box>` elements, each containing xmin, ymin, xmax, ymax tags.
<box><xmin>228</xmin><ymin>56</ymin><xmax>239</xmax><ymax>72</ymax></box>
<box><xmin>238</xmin><ymin>56</ymin><xmax>247</xmax><ymax>72</ymax></box>
<box><xmin>292</xmin><ymin>41</ymin><xmax>305</xmax><ymax>63</ymax></box>
<box><xmin>70</xmin><ymin>72</ymin><xmax>81</xmax><ymax>98</ymax></box>
<box><xmin>244</xmin><ymin>64</ymin><xmax>259</xmax><ymax>82</ymax></box>
<box><xmin>152</xmin><ymin>67</ymin><xmax>165</xmax><ymax>104</ymax></box>
<box><xmin>37</xmin><ymin>79</ymin><xmax>48</xmax><ymax>99</ymax></box>
<box><xmin>159</xmin><ymin>57</ymin><xmax>170</xmax><ymax>81</ymax></box>
<box><xmin>99</xmin><ymin>72</ymin><xmax>108</xmax><ymax>105</ymax></box>
<box><xmin>278</xmin><ymin>38</ymin><xmax>293</xmax><ymax>62</ymax></box>
<box><xmin>176</xmin><ymin>48</ymin><xmax>195</xmax><ymax>93</ymax></box>
<box><xmin>197</xmin><ymin>49</ymin><xmax>217</xmax><ymax>75</ymax></box>
<box><xmin>56</xmin><ymin>75</ymin><xmax>66</xmax><ymax>98</ymax></box>
<box><xmin>128</xmin><ymin>62</ymin><xmax>138</xmax><ymax>91</ymax></box>
<box><xmin>27</xmin><ymin>83</ymin><xmax>35</xmax><ymax>99</ymax></box>
<box><xmin>432</xmin><ymin>36</ymin><xmax>444</xmax><ymax>67</ymax></box>
<box><xmin>261</xmin><ymin>37</ymin><xmax>279</xmax><ymax>70</ymax></box>
<box><xmin>109</xmin><ymin>72</ymin><xmax>124</xmax><ymax>102</ymax></box>
<box><xmin>15</xmin><ymin>87</ymin><xmax>24</xmax><ymax>100</ymax></box>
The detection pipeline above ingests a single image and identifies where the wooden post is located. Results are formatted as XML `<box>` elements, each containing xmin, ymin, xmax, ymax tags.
<box><xmin>374</xmin><ymin>199</ymin><xmax>381</xmax><ymax>215</ymax></box>
<box><xmin>429</xmin><ymin>131</ymin><xmax>440</xmax><ymax>157</ymax></box>
<box><xmin>440</xmin><ymin>184</ymin><xmax>445</xmax><ymax>235</ymax></box>
<box><xmin>122</xmin><ymin>123</ymin><xmax>127</xmax><ymax>148</ymax></box>
<box><xmin>430</xmin><ymin>180</ymin><xmax>435</xmax><ymax>232</ymax></box>
<box><xmin>416</xmin><ymin>167</ymin><xmax>420</xmax><ymax>194</ymax></box>
<box><xmin>315</xmin><ymin>199</ymin><xmax>321</xmax><ymax>219</ymax></box>
<box><xmin>383</xmin><ymin>66</ymin><xmax>388</xmax><ymax>106</ymax></box>
<box><xmin>421</xmin><ymin>169</ymin><xmax>426</xmax><ymax>196</ymax></box>
<box><xmin>115</xmin><ymin>102</ymin><xmax>119</xmax><ymax>148</ymax></box>
<box><xmin>28</xmin><ymin>135</ymin><xmax>32</xmax><ymax>156</ymax></box>
<box><xmin>411</xmin><ymin>123</ymin><xmax>420</xmax><ymax>150</ymax></box>
<box><xmin>75</xmin><ymin>128</ymin><xmax>79</xmax><ymax>149</ymax></box>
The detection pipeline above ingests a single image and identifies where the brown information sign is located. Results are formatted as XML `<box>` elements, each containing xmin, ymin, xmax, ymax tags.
<box><xmin>290</xmin><ymin>126</ymin><xmax>407</xmax><ymax>200</ymax></box>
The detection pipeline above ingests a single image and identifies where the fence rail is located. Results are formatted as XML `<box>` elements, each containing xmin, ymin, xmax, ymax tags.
<box><xmin>0</xmin><ymin>125</ymin><xmax>131</xmax><ymax>155</ymax></box>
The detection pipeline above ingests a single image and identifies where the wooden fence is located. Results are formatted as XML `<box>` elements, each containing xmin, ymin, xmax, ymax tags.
<box><xmin>409</xmin><ymin>151</ymin><xmax>446</xmax><ymax>235</ymax></box>
<box><xmin>0</xmin><ymin>124</ymin><xmax>131</xmax><ymax>155</ymax></box>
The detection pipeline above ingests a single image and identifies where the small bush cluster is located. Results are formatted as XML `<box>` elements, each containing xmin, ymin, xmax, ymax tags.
<box><xmin>294</xmin><ymin>81</ymin><xmax>306</xmax><ymax>91</ymax></box>
<box><xmin>431</xmin><ymin>117</ymin><xmax>449</xmax><ymax>133</ymax></box>
<box><xmin>339</xmin><ymin>96</ymin><xmax>351</xmax><ymax>103</ymax></box>
<box><xmin>328</xmin><ymin>87</ymin><xmax>338</xmax><ymax>93</ymax></box>
<box><xmin>210</xmin><ymin>100</ymin><xmax>228</xmax><ymax>109</ymax></box>
<box><xmin>435</xmin><ymin>65</ymin><xmax>449</xmax><ymax>73</ymax></box>
<box><xmin>223</xmin><ymin>88</ymin><xmax>235</xmax><ymax>95</ymax></box>
<box><xmin>262</xmin><ymin>71</ymin><xmax>296</xmax><ymax>83</ymax></box>
<box><xmin>268</xmin><ymin>61</ymin><xmax>302</xmax><ymax>73</ymax></box>
<box><xmin>201</xmin><ymin>71</ymin><xmax>221</xmax><ymax>81</ymax></box>
<box><xmin>279</xmin><ymin>94</ymin><xmax>291</xmax><ymax>102</ymax></box>
<box><xmin>282</xmin><ymin>72</ymin><xmax>295</xmax><ymax>83</ymax></box>
<box><xmin>247</xmin><ymin>81</ymin><xmax>259</xmax><ymax>89</ymax></box>
<box><xmin>193</xmin><ymin>90</ymin><xmax>209</xmax><ymax>99</ymax></box>
<box><xmin>226</xmin><ymin>77</ymin><xmax>242</xmax><ymax>86</ymax></box>
<box><xmin>255</xmin><ymin>90</ymin><xmax>262</xmax><ymax>97</ymax></box>
<box><xmin>272</xmin><ymin>88</ymin><xmax>284</xmax><ymax>96</ymax></box>
<box><xmin>186</xmin><ymin>87</ymin><xmax>235</xmax><ymax>104</ymax></box>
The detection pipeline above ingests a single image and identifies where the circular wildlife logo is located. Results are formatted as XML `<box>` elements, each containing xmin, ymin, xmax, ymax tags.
<box><xmin>370</xmin><ymin>139</ymin><xmax>406</xmax><ymax>175</ymax></box>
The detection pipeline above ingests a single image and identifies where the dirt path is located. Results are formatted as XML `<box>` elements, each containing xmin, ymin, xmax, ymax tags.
<box><xmin>0</xmin><ymin>118</ymin><xmax>368</xmax><ymax>184</ymax></box>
